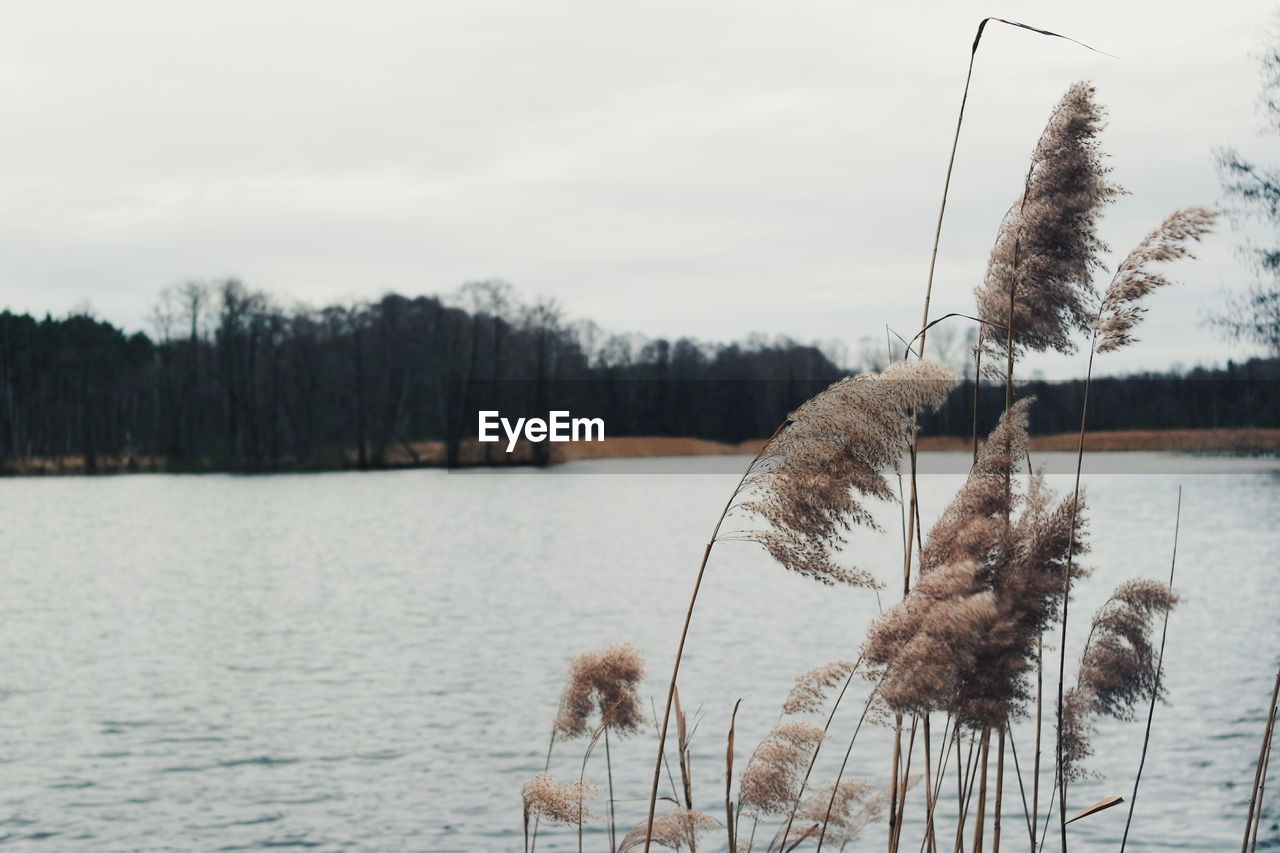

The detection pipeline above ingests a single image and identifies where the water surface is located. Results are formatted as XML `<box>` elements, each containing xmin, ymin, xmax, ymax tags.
<box><xmin>1</xmin><ymin>452</ymin><xmax>1277</xmax><ymax>850</ymax></box>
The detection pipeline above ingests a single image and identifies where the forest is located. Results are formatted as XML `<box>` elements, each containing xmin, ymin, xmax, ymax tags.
<box><xmin>0</xmin><ymin>278</ymin><xmax>1276</xmax><ymax>473</ymax></box>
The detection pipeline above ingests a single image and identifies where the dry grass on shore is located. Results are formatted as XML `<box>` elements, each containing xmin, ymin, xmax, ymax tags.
<box><xmin>555</xmin><ymin>428</ymin><xmax>1280</xmax><ymax>460</ymax></box>
<box><xmin>6</xmin><ymin>428</ymin><xmax>1278</xmax><ymax>475</ymax></box>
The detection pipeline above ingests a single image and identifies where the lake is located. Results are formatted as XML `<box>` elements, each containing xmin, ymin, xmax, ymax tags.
<box><xmin>1</xmin><ymin>452</ymin><xmax>1278</xmax><ymax>851</ymax></box>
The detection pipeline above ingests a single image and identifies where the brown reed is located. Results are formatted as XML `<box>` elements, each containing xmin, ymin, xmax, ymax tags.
<box><xmin>1120</xmin><ymin>488</ymin><xmax>1182</xmax><ymax>850</ymax></box>
<box><xmin>776</xmin><ymin>659</ymin><xmax>862</xmax><ymax>852</ymax></box>
<box><xmin>1054</xmin><ymin>203</ymin><xmax>1217</xmax><ymax>851</ymax></box>
<box><xmin>555</xmin><ymin>645</ymin><xmax>647</xmax><ymax>739</ymax></box>
<box><xmin>738</xmin><ymin>721</ymin><xmax>827</xmax><ymax>817</ymax></box>
<box><xmin>641</xmin><ymin>361</ymin><xmax>957</xmax><ymax>853</ymax></box>
<box><xmin>523</xmin><ymin>774</ymin><xmax>598</xmax><ymax>853</ymax></box>
<box><xmin>618</xmin><ymin>807</ymin><xmax>718</xmax><ymax>852</ymax></box>
<box><xmin>528</xmin><ymin>32</ymin><xmax>1221</xmax><ymax>853</ymax></box>
<box><xmin>1059</xmin><ymin>581</ymin><xmax>1179</xmax><ymax>786</ymax></box>
<box><xmin>538</xmin><ymin>645</ymin><xmax>645</xmax><ymax>852</ymax></box>
<box><xmin>1242</xmin><ymin>667</ymin><xmax>1280</xmax><ymax>853</ymax></box>
<box><xmin>976</xmin><ymin>82</ymin><xmax>1120</xmax><ymax>362</ymax></box>
<box><xmin>863</xmin><ymin>402</ymin><xmax>1086</xmax><ymax>731</ymax></box>
<box><xmin>782</xmin><ymin>661</ymin><xmax>861</xmax><ymax>717</ymax></box>
<box><xmin>774</xmin><ymin>780</ymin><xmax>877</xmax><ymax>851</ymax></box>
<box><xmin>726</xmin><ymin>700</ymin><xmax>742</xmax><ymax>853</ymax></box>
<box><xmin>741</xmin><ymin>361</ymin><xmax>960</xmax><ymax>587</ymax></box>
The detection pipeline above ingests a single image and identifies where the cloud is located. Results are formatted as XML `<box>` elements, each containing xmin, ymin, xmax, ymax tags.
<box><xmin>0</xmin><ymin>0</ymin><xmax>1274</xmax><ymax>371</ymax></box>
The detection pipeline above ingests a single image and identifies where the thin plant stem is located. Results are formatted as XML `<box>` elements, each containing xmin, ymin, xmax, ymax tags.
<box><xmin>894</xmin><ymin>432</ymin><xmax>919</xmax><ymax>848</ymax></box>
<box><xmin>1120</xmin><ymin>487</ymin><xmax>1182</xmax><ymax>851</ymax></box>
<box><xmin>727</xmin><ymin>699</ymin><xmax>741</xmax><ymax>853</ymax></box>
<box><xmin>1032</xmin><ymin>636</ymin><xmax>1042</xmax><ymax>853</ymax></box>
<box><xmin>890</xmin><ymin>713</ymin><xmax>904</xmax><ymax>851</ymax></box>
<box><xmin>923</xmin><ymin>714</ymin><xmax>936</xmax><ymax>853</ymax></box>
<box><xmin>1241</xmin><ymin>666</ymin><xmax>1280</xmax><ymax>853</ymax></box>
<box><xmin>916</xmin><ymin>16</ymin><xmax>987</xmax><ymax>364</ymax></box>
<box><xmin>994</xmin><ymin>726</ymin><xmax>1006</xmax><ymax>853</ymax></box>
<box><xmin>529</xmin><ymin>726</ymin><xmax>558</xmax><ymax>853</ymax></box>
<box><xmin>650</xmin><ymin>697</ymin><xmax>686</xmax><ymax>808</ymax></box>
<box><xmin>606</xmin><ymin>728</ymin><xmax>617</xmax><ymax>853</ymax></box>
<box><xmin>642</xmin><ymin>433</ymin><xmax>781</xmax><ymax>853</ymax></box>
<box><xmin>1057</xmin><ymin>334</ymin><xmax>1098</xmax><ymax>853</ymax></box>
<box><xmin>1037</xmin><ymin>774</ymin><xmax>1058</xmax><ymax>853</ymax></box>
<box><xmin>891</xmin><ymin>716</ymin><xmax>920</xmax><ymax>853</ymax></box>
<box><xmin>955</xmin><ymin>732</ymin><xmax>979</xmax><ymax>853</ymax></box>
<box><xmin>971</xmin><ymin>346</ymin><xmax>983</xmax><ymax>462</ymax></box>
<box><xmin>913</xmin><ymin>10</ymin><xmax>1108</xmax><ymax>359</ymax></box>
<box><xmin>1249</xmin><ymin>706</ymin><xmax>1275</xmax><ymax>853</ymax></box>
<box><xmin>579</xmin><ymin>733</ymin><xmax>599</xmax><ymax>853</ymax></box>
<box><xmin>1006</xmin><ymin>726</ymin><xmax>1035</xmax><ymax>847</ymax></box>
<box><xmin>919</xmin><ymin>715</ymin><xmax>956</xmax><ymax>853</ymax></box>
<box><xmin>778</xmin><ymin>659</ymin><xmax>864</xmax><ymax>851</ymax></box>
<box><xmin>973</xmin><ymin>727</ymin><xmax>992</xmax><ymax>853</ymax></box>
<box><xmin>815</xmin><ymin>683</ymin><xmax>881</xmax><ymax>852</ymax></box>
<box><xmin>905</xmin><ymin>17</ymin><xmax>992</xmax><ymax>842</ymax></box>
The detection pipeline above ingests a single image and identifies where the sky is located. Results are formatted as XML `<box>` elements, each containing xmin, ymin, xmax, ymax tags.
<box><xmin>2</xmin><ymin>0</ymin><xmax>1278</xmax><ymax>377</ymax></box>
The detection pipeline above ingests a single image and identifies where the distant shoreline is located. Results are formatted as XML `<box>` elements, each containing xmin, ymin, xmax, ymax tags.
<box><xmin>4</xmin><ymin>428</ymin><xmax>1279</xmax><ymax>476</ymax></box>
<box><xmin>555</xmin><ymin>429</ymin><xmax>1280</xmax><ymax>459</ymax></box>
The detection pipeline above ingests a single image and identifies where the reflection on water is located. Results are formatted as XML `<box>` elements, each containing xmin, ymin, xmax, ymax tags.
<box><xmin>0</xmin><ymin>453</ymin><xmax>1276</xmax><ymax>850</ymax></box>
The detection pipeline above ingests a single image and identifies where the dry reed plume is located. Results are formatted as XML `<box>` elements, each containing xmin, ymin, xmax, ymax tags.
<box><xmin>741</xmin><ymin>361</ymin><xmax>960</xmax><ymax>587</ymax></box>
<box><xmin>1052</xmin><ymin>198</ymin><xmax>1214</xmax><ymax>850</ymax></box>
<box><xmin>618</xmin><ymin>808</ymin><xmax>719</xmax><ymax>852</ymax></box>
<box><xmin>738</xmin><ymin>721</ymin><xmax>827</xmax><ymax>817</ymax></box>
<box><xmin>769</xmin><ymin>779</ymin><xmax>879</xmax><ymax>850</ymax></box>
<box><xmin>639</xmin><ymin>360</ymin><xmax>956</xmax><ymax>851</ymax></box>
<box><xmin>864</xmin><ymin>401</ymin><xmax>1087</xmax><ymax>729</ymax></box>
<box><xmin>976</xmin><ymin>82</ymin><xmax>1121</xmax><ymax>360</ymax></box>
<box><xmin>522</xmin><ymin>774</ymin><xmax>598</xmax><ymax>827</ymax></box>
<box><xmin>1060</xmin><ymin>580</ymin><xmax>1179</xmax><ymax>782</ymax></box>
<box><xmin>782</xmin><ymin>661</ymin><xmax>861</xmax><ymax>716</ymax></box>
<box><xmin>555</xmin><ymin>644</ymin><xmax>647</xmax><ymax>738</ymax></box>
<box><xmin>1094</xmin><ymin>207</ymin><xmax>1218</xmax><ymax>352</ymax></box>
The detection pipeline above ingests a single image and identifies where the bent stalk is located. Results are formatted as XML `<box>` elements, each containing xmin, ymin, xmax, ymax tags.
<box><xmin>642</xmin><ymin>436</ymin><xmax>779</xmax><ymax>852</ymax></box>
<box><xmin>1120</xmin><ymin>488</ymin><xmax>1182</xmax><ymax>851</ymax></box>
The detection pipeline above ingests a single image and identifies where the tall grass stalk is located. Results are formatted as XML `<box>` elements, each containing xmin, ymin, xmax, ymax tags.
<box><xmin>1242</xmin><ymin>666</ymin><xmax>1280</xmax><ymax>853</ymax></box>
<box><xmin>973</xmin><ymin>727</ymin><xmax>993</xmax><ymax>852</ymax></box>
<box><xmin>954</xmin><ymin>733</ymin><xmax>979</xmax><ymax>853</ymax></box>
<box><xmin>922</xmin><ymin>714</ymin><xmax>937</xmax><ymax>853</ymax></box>
<box><xmin>1119</xmin><ymin>487</ymin><xmax>1181</xmax><ymax>851</ymax></box>
<box><xmin>890</xmin><ymin>716</ymin><xmax>920</xmax><ymax>853</ymax></box>
<box><xmin>909</xmin><ymin>22</ymin><xmax>1091</xmax><ymax>848</ymax></box>
<box><xmin>918</xmin><ymin>715</ymin><xmax>955</xmax><ymax>853</ymax></box>
<box><xmin>605</xmin><ymin>730</ymin><xmax>617</xmax><ymax>852</ymax></box>
<box><xmin>1005</xmin><ymin>726</ymin><xmax>1036</xmax><ymax>848</ymax></box>
<box><xmin>1032</xmin><ymin>637</ymin><xmax>1043</xmax><ymax>852</ymax></box>
<box><xmin>1056</xmin><ymin>381</ymin><xmax>1090</xmax><ymax>853</ymax></box>
<box><xmin>994</xmin><ymin>726</ymin><xmax>1006</xmax><ymax>852</ymax></box>
<box><xmin>726</xmin><ymin>699</ymin><xmax>741</xmax><ymax>853</ymax></box>
<box><xmin>889</xmin><ymin>713</ymin><xmax>905</xmax><ymax>850</ymax></box>
<box><xmin>814</xmin><ymin>684</ymin><xmax>881</xmax><ymax>852</ymax></box>
<box><xmin>579</xmin><ymin>701</ymin><xmax>624</xmax><ymax>853</ymax></box>
<box><xmin>640</xmin><ymin>435</ymin><xmax>777</xmax><ymax>853</ymax></box>
<box><xmin>777</xmin><ymin>660</ymin><xmax>863</xmax><ymax>851</ymax></box>
<box><xmin>1055</xmin><ymin>206</ymin><xmax>1217</xmax><ymax>852</ymax></box>
<box><xmin>529</xmin><ymin>727</ymin><xmax>557</xmax><ymax>853</ymax></box>
<box><xmin>1249</xmin><ymin>708</ymin><xmax>1275</xmax><ymax>853</ymax></box>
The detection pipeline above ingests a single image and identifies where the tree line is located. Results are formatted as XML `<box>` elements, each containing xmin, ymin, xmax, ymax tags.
<box><xmin>0</xmin><ymin>279</ymin><xmax>1275</xmax><ymax>473</ymax></box>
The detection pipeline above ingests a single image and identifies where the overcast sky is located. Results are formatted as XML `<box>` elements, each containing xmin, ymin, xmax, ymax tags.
<box><xmin>2</xmin><ymin>1</ymin><xmax>1278</xmax><ymax>376</ymax></box>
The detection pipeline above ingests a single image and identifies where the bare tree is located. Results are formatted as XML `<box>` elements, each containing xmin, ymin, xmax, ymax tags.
<box><xmin>1213</xmin><ymin>14</ymin><xmax>1280</xmax><ymax>356</ymax></box>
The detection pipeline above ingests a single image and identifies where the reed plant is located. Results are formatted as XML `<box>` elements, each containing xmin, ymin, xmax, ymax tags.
<box><xmin>520</xmin><ymin>19</ymin><xmax>1243</xmax><ymax>853</ymax></box>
